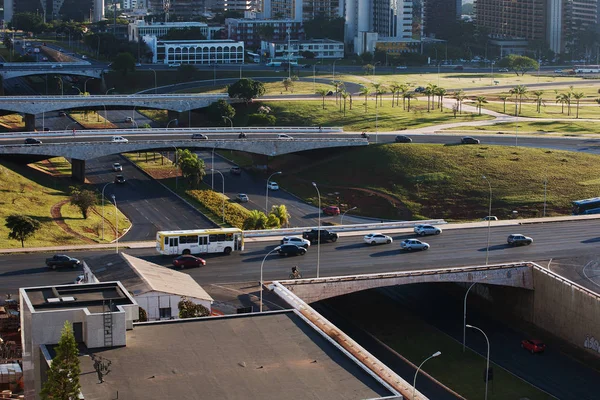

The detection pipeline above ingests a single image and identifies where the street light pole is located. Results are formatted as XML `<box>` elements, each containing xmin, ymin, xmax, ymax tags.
<box><xmin>412</xmin><ymin>351</ymin><xmax>441</xmax><ymax>400</ymax></box>
<box><xmin>313</xmin><ymin>60</ymin><xmax>322</xmax><ymax>92</ymax></box>
<box><xmin>340</xmin><ymin>206</ymin><xmax>357</xmax><ymax>225</ymax></box>
<box><xmin>222</xmin><ymin>116</ymin><xmax>233</xmax><ymax>128</ymax></box>
<box><xmin>211</xmin><ymin>147</ymin><xmax>215</xmax><ymax>189</ymax></box>
<box><xmin>167</xmin><ymin>118</ymin><xmax>178</xmax><ymax>128</ymax></box>
<box><xmin>466</xmin><ymin>325</ymin><xmax>490</xmax><ymax>400</ymax></box>
<box><xmin>260</xmin><ymin>246</ymin><xmax>281</xmax><ymax>312</ymax></box>
<box><xmin>111</xmin><ymin>194</ymin><xmax>118</xmax><ymax>254</ymax></box>
<box><xmin>482</xmin><ymin>175</ymin><xmax>492</xmax><ymax>265</ymax></box>
<box><xmin>543</xmin><ymin>178</ymin><xmax>548</xmax><ymax>217</ymax></box>
<box><xmin>172</xmin><ymin>146</ymin><xmax>178</xmax><ymax>190</ymax></box>
<box><xmin>106</xmin><ymin>87</ymin><xmax>115</xmax><ymax>95</ymax></box>
<box><xmin>101</xmin><ymin>182</ymin><xmax>112</xmax><ymax>240</ymax></box>
<box><xmin>211</xmin><ymin>169</ymin><xmax>226</xmax><ymax>223</ymax></box>
<box><xmin>84</xmin><ymin>77</ymin><xmax>95</xmax><ymax>93</ymax></box>
<box><xmin>463</xmin><ymin>276</ymin><xmax>487</xmax><ymax>352</ymax></box>
<box><xmin>312</xmin><ymin>182</ymin><xmax>321</xmax><ymax>278</ymax></box>
<box><xmin>149</xmin><ymin>69</ymin><xmax>157</xmax><ymax>94</ymax></box>
<box><xmin>333</xmin><ymin>58</ymin><xmax>341</xmax><ymax>80</ymax></box>
<box><xmin>515</xmin><ymin>102</ymin><xmax>519</xmax><ymax>147</ymax></box>
<box><xmin>265</xmin><ymin>171</ymin><xmax>282</xmax><ymax>212</ymax></box>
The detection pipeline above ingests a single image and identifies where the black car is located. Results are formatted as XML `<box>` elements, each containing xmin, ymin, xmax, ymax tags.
<box><xmin>326</xmin><ymin>90</ymin><xmax>334</xmax><ymax>96</ymax></box>
<box><xmin>24</xmin><ymin>138</ymin><xmax>42</xmax><ymax>144</ymax></box>
<box><xmin>58</xmin><ymin>111</ymin><xmax>67</xmax><ymax>117</ymax></box>
<box><xmin>191</xmin><ymin>134</ymin><xmax>208</xmax><ymax>140</ymax></box>
<box><xmin>46</xmin><ymin>254</ymin><xmax>81</xmax><ymax>269</ymax></box>
<box><xmin>277</xmin><ymin>244</ymin><xmax>307</xmax><ymax>256</ymax></box>
<box><xmin>302</xmin><ymin>229</ymin><xmax>339</xmax><ymax>244</ymax></box>
<box><xmin>394</xmin><ymin>135</ymin><xmax>412</xmax><ymax>143</ymax></box>
<box><xmin>114</xmin><ymin>175</ymin><xmax>126</xmax><ymax>184</ymax></box>
<box><xmin>230</xmin><ymin>166</ymin><xmax>242</xmax><ymax>175</ymax></box>
<box><xmin>415</xmin><ymin>86</ymin><xmax>426</xmax><ymax>93</ymax></box>
<box><xmin>461</xmin><ymin>136</ymin><xmax>480</xmax><ymax>144</ymax></box>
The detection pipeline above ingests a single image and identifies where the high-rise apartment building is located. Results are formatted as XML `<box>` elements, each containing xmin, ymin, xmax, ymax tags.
<box><xmin>423</xmin><ymin>0</ymin><xmax>461</xmax><ymax>37</ymax></box>
<box><xmin>263</xmin><ymin>0</ymin><xmax>341</xmax><ymax>21</ymax></box>
<box><xmin>565</xmin><ymin>0</ymin><xmax>600</xmax><ymax>34</ymax></box>
<box><xmin>474</xmin><ymin>0</ymin><xmax>547</xmax><ymax>41</ymax></box>
<box><xmin>4</xmin><ymin>0</ymin><xmax>104</xmax><ymax>22</ymax></box>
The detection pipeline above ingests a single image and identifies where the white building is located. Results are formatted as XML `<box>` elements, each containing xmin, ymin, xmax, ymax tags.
<box><xmin>142</xmin><ymin>36</ymin><xmax>245</xmax><ymax>64</ymax></box>
<box><xmin>83</xmin><ymin>253</ymin><xmax>214</xmax><ymax>320</ymax></box>
<box><xmin>20</xmin><ymin>281</ymin><xmax>138</xmax><ymax>398</ymax></box>
<box><xmin>128</xmin><ymin>20</ymin><xmax>216</xmax><ymax>42</ymax></box>
<box><xmin>261</xmin><ymin>38</ymin><xmax>344</xmax><ymax>60</ymax></box>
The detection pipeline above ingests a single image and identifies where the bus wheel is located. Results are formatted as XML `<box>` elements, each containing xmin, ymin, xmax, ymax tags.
<box><xmin>224</xmin><ymin>247</ymin><xmax>232</xmax><ymax>255</ymax></box>
<box><xmin>182</xmin><ymin>249</ymin><xmax>191</xmax><ymax>255</ymax></box>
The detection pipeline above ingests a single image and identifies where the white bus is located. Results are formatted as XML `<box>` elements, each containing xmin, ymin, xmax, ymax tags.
<box><xmin>156</xmin><ymin>228</ymin><xmax>244</xmax><ymax>256</ymax></box>
<box><xmin>574</xmin><ymin>65</ymin><xmax>600</xmax><ymax>73</ymax></box>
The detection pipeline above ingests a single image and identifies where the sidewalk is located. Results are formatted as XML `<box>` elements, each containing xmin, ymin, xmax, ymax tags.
<box><xmin>1</xmin><ymin>215</ymin><xmax>598</xmax><ymax>255</ymax></box>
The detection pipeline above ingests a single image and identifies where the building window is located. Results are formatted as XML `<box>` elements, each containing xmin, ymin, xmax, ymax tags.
<box><xmin>159</xmin><ymin>307</ymin><xmax>171</xmax><ymax>319</ymax></box>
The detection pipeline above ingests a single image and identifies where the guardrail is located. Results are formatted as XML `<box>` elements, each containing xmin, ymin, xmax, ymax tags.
<box><xmin>243</xmin><ymin>219</ymin><xmax>446</xmax><ymax>238</ymax></box>
<box><xmin>0</xmin><ymin>62</ymin><xmax>91</xmax><ymax>67</ymax></box>
<box><xmin>1</xmin><ymin>126</ymin><xmax>344</xmax><ymax>138</ymax></box>
<box><xmin>0</xmin><ymin>94</ymin><xmax>228</xmax><ymax>101</ymax></box>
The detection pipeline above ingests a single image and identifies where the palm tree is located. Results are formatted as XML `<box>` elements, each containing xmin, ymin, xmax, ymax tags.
<box><xmin>425</xmin><ymin>84</ymin><xmax>438</xmax><ymax>112</ymax></box>
<box><xmin>564</xmin><ymin>92</ymin><xmax>573</xmax><ymax>116</ymax></box>
<box><xmin>556</xmin><ymin>94</ymin><xmax>566</xmax><ymax>114</ymax></box>
<box><xmin>398</xmin><ymin>84</ymin><xmax>409</xmax><ymax>109</ymax></box>
<box><xmin>331</xmin><ymin>80</ymin><xmax>341</xmax><ymax>104</ymax></box>
<box><xmin>316</xmin><ymin>88</ymin><xmax>329</xmax><ymax>109</ymax></box>
<box><xmin>509</xmin><ymin>85</ymin><xmax>528</xmax><ymax>114</ymax></box>
<box><xmin>475</xmin><ymin>96</ymin><xmax>488</xmax><ymax>115</ymax></box>
<box><xmin>435</xmin><ymin>87</ymin><xmax>447</xmax><ymax>110</ymax></box>
<box><xmin>403</xmin><ymin>92</ymin><xmax>417</xmax><ymax>112</ymax></box>
<box><xmin>532</xmin><ymin>90</ymin><xmax>545</xmax><ymax>113</ymax></box>
<box><xmin>372</xmin><ymin>83</ymin><xmax>382</xmax><ymax>105</ymax></box>
<box><xmin>359</xmin><ymin>86</ymin><xmax>370</xmax><ymax>112</ymax></box>
<box><xmin>423</xmin><ymin>86</ymin><xmax>433</xmax><ymax>112</ymax></box>
<box><xmin>341</xmin><ymin>91</ymin><xmax>349</xmax><ymax>115</ymax></box>
<box><xmin>242</xmin><ymin>210</ymin><xmax>268</xmax><ymax>230</ymax></box>
<box><xmin>572</xmin><ymin>91</ymin><xmax>585</xmax><ymax>118</ymax></box>
<box><xmin>376</xmin><ymin>86</ymin><xmax>386</xmax><ymax>106</ymax></box>
<box><xmin>389</xmin><ymin>84</ymin><xmax>399</xmax><ymax>107</ymax></box>
<box><xmin>270</xmin><ymin>204</ymin><xmax>290</xmax><ymax>227</ymax></box>
<box><xmin>452</xmin><ymin>90</ymin><xmax>466</xmax><ymax>114</ymax></box>
<box><xmin>499</xmin><ymin>94</ymin><xmax>509</xmax><ymax>113</ymax></box>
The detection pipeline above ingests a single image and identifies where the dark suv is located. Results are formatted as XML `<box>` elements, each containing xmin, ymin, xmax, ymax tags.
<box><xmin>46</xmin><ymin>255</ymin><xmax>81</xmax><ymax>269</ymax></box>
<box><xmin>302</xmin><ymin>229</ymin><xmax>338</xmax><ymax>244</ymax></box>
<box><xmin>24</xmin><ymin>138</ymin><xmax>42</xmax><ymax>144</ymax></box>
<box><xmin>278</xmin><ymin>244</ymin><xmax>307</xmax><ymax>256</ymax></box>
<box><xmin>507</xmin><ymin>234</ymin><xmax>533</xmax><ymax>246</ymax></box>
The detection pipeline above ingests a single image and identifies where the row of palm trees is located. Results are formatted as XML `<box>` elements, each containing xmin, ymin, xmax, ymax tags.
<box><xmin>496</xmin><ymin>85</ymin><xmax>587</xmax><ymax>118</ymax></box>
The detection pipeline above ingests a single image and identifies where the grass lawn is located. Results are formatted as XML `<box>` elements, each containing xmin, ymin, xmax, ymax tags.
<box><xmin>479</xmin><ymin>101</ymin><xmax>600</xmax><ymax>119</ymax></box>
<box><xmin>468</xmin><ymin>83</ymin><xmax>600</xmax><ymax>98</ymax></box>
<box><xmin>0</xmin><ymin>114</ymin><xmax>25</xmax><ymax>130</ymax></box>
<box><xmin>271</xmin><ymin>144</ymin><xmax>600</xmax><ymax>221</ymax></box>
<box><xmin>0</xmin><ymin>158</ymin><xmax>129</xmax><ymax>248</ymax></box>
<box><xmin>444</xmin><ymin>120</ymin><xmax>600</xmax><ymax>135</ymax></box>
<box><xmin>68</xmin><ymin>111</ymin><xmax>116</xmax><ymax>129</ymax></box>
<box><xmin>256</xmin><ymin>100</ymin><xmax>492</xmax><ymax>131</ymax></box>
<box><xmin>178</xmin><ymin>80</ymin><xmax>334</xmax><ymax>95</ymax></box>
<box><xmin>137</xmin><ymin>109</ymin><xmax>168</xmax><ymax>124</ymax></box>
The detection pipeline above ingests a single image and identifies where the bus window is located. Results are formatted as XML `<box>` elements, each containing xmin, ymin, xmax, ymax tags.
<box><xmin>209</xmin><ymin>234</ymin><xmax>217</xmax><ymax>242</ymax></box>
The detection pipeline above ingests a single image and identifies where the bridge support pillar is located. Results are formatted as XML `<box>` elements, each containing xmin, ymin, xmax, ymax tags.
<box><xmin>24</xmin><ymin>113</ymin><xmax>36</xmax><ymax>131</ymax></box>
<box><xmin>71</xmin><ymin>159</ymin><xmax>86</xmax><ymax>183</ymax></box>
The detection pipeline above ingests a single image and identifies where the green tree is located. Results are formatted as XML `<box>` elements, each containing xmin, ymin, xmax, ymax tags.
<box><xmin>12</xmin><ymin>13</ymin><xmax>46</xmax><ymax>34</ymax></box>
<box><xmin>5</xmin><ymin>214</ymin><xmax>41</xmax><ymax>248</ymax></box>
<box><xmin>475</xmin><ymin>96</ymin><xmax>488</xmax><ymax>115</ymax></box>
<box><xmin>316</xmin><ymin>88</ymin><xmax>329</xmax><ymax>109</ymax></box>
<box><xmin>398</xmin><ymin>84</ymin><xmax>409</xmax><ymax>109</ymax></box>
<box><xmin>227</xmin><ymin>78</ymin><xmax>266</xmax><ymax>105</ymax></box>
<box><xmin>69</xmin><ymin>187</ymin><xmax>97</xmax><ymax>219</ymax></box>
<box><xmin>243</xmin><ymin>210</ymin><xmax>268</xmax><ymax>230</ymax></box>
<box><xmin>176</xmin><ymin>149</ymin><xmax>206</xmax><ymax>187</ymax></box>
<box><xmin>363</xmin><ymin>64</ymin><xmax>374</xmax><ymax>75</ymax></box>
<box><xmin>452</xmin><ymin>90</ymin><xmax>466</xmax><ymax>114</ymax></box>
<box><xmin>266</xmin><ymin>213</ymin><xmax>281</xmax><ymax>228</ymax></box>
<box><xmin>403</xmin><ymin>92</ymin><xmax>417</xmax><ymax>112</ymax></box>
<box><xmin>358</xmin><ymin>86</ymin><xmax>370</xmax><ymax>112</ymax></box>
<box><xmin>556</xmin><ymin>93</ymin><xmax>567</xmax><ymax>114</ymax></box>
<box><xmin>509</xmin><ymin>85</ymin><xmax>528</xmax><ymax>114</ymax></box>
<box><xmin>572</xmin><ymin>91</ymin><xmax>585</xmax><ymax>118</ymax></box>
<box><xmin>178</xmin><ymin>298</ymin><xmax>210</xmax><ymax>318</ymax></box>
<box><xmin>247</xmin><ymin>113</ymin><xmax>276</xmax><ymax>125</ymax></box>
<box><xmin>111</xmin><ymin>52</ymin><xmax>136</xmax><ymax>76</ymax></box>
<box><xmin>40</xmin><ymin>321</ymin><xmax>81</xmax><ymax>400</ymax></box>
<box><xmin>499</xmin><ymin>94</ymin><xmax>509</xmax><ymax>113</ymax></box>
<box><xmin>270</xmin><ymin>204</ymin><xmax>291</xmax><ymax>227</ymax></box>
<box><xmin>282</xmin><ymin>77</ymin><xmax>294</xmax><ymax>92</ymax></box>
<box><xmin>497</xmin><ymin>54</ymin><xmax>539</xmax><ymax>76</ymax></box>
<box><xmin>532</xmin><ymin>91</ymin><xmax>545</xmax><ymax>113</ymax></box>
<box><xmin>206</xmin><ymin>99</ymin><xmax>235</xmax><ymax>123</ymax></box>
<box><xmin>434</xmin><ymin>87</ymin><xmax>447</xmax><ymax>110</ymax></box>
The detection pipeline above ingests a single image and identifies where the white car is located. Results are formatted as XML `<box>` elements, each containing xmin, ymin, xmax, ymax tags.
<box><xmin>280</xmin><ymin>236</ymin><xmax>310</xmax><ymax>248</ymax></box>
<box><xmin>111</xmin><ymin>136</ymin><xmax>128</xmax><ymax>143</ymax></box>
<box><xmin>414</xmin><ymin>224</ymin><xmax>442</xmax><ymax>236</ymax></box>
<box><xmin>237</xmin><ymin>193</ymin><xmax>249</xmax><ymax>203</ymax></box>
<box><xmin>277</xmin><ymin>134</ymin><xmax>293</xmax><ymax>139</ymax></box>
<box><xmin>267</xmin><ymin>181</ymin><xmax>279</xmax><ymax>190</ymax></box>
<box><xmin>112</xmin><ymin>162</ymin><xmax>123</xmax><ymax>172</ymax></box>
<box><xmin>363</xmin><ymin>233</ymin><xmax>393</xmax><ymax>245</ymax></box>
<box><xmin>74</xmin><ymin>275</ymin><xmax>85</xmax><ymax>284</ymax></box>
<box><xmin>400</xmin><ymin>239</ymin><xmax>430</xmax><ymax>251</ymax></box>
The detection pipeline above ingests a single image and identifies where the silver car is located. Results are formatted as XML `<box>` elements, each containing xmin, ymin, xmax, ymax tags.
<box><xmin>507</xmin><ymin>234</ymin><xmax>533</xmax><ymax>246</ymax></box>
<box><xmin>414</xmin><ymin>224</ymin><xmax>442</xmax><ymax>236</ymax></box>
<box><xmin>363</xmin><ymin>233</ymin><xmax>393</xmax><ymax>245</ymax></box>
<box><xmin>281</xmin><ymin>236</ymin><xmax>310</xmax><ymax>248</ymax></box>
<box><xmin>400</xmin><ymin>239</ymin><xmax>430</xmax><ymax>251</ymax></box>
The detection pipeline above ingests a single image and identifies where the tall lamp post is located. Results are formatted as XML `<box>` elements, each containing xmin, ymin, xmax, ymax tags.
<box><xmin>101</xmin><ymin>183</ymin><xmax>112</xmax><ymax>240</ymax></box>
<box><xmin>466</xmin><ymin>324</ymin><xmax>490</xmax><ymax>400</ymax></box>
<box><xmin>211</xmin><ymin>147</ymin><xmax>216</xmax><ymax>189</ymax></box>
<box><xmin>260</xmin><ymin>246</ymin><xmax>281</xmax><ymax>312</ymax></box>
<box><xmin>167</xmin><ymin>118</ymin><xmax>178</xmax><ymax>128</ymax></box>
<box><xmin>332</xmin><ymin>58</ymin><xmax>342</xmax><ymax>80</ymax></box>
<box><xmin>313</xmin><ymin>59</ymin><xmax>322</xmax><ymax>92</ymax></box>
<box><xmin>71</xmin><ymin>86</ymin><xmax>82</xmax><ymax>95</ymax></box>
<box><xmin>56</xmin><ymin>76</ymin><xmax>64</xmax><ymax>96</ymax></box>
<box><xmin>482</xmin><ymin>175</ymin><xmax>492</xmax><ymax>265</ymax></box>
<box><xmin>412</xmin><ymin>351</ymin><xmax>441</xmax><ymax>400</ymax></box>
<box><xmin>111</xmin><ymin>194</ymin><xmax>119</xmax><ymax>254</ymax></box>
<box><xmin>463</xmin><ymin>276</ymin><xmax>487</xmax><ymax>352</ymax></box>
<box><xmin>149</xmin><ymin>68</ymin><xmax>157</xmax><ymax>94</ymax></box>
<box><xmin>515</xmin><ymin>102</ymin><xmax>519</xmax><ymax>147</ymax></box>
<box><xmin>265</xmin><ymin>171</ymin><xmax>282</xmax><ymax>212</ymax></box>
<box><xmin>312</xmin><ymin>182</ymin><xmax>322</xmax><ymax>278</ymax></box>
<box><xmin>222</xmin><ymin>116</ymin><xmax>233</xmax><ymax>128</ymax></box>
<box><xmin>340</xmin><ymin>206</ymin><xmax>357</xmax><ymax>225</ymax></box>
<box><xmin>84</xmin><ymin>77</ymin><xmax>95</xmax><ymax>93</ymax></box>
<box><xmin>106</xmin><ymin>87</ymin><xmax>115</xmax><ymax>95</ymax></box>
<box><xmin>211</xmin><ymin>169</ymin><xmax>226</xmax><ymax>223</ymax></box>
<box><xmin>172</xmin><ymin>146</ymin><xmax>179</xmax><ymax>190</ymax></box>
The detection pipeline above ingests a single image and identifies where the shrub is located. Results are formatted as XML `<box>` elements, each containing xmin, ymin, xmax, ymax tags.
<box><xmin>187</xmin><ymin>190</ymin><xmax>250</xmax><ymax>228</ymax></box>
<box><xmin>247</xmin><ymin>113</ymin><xmax>276</xmax><ymax>126</ymax></box>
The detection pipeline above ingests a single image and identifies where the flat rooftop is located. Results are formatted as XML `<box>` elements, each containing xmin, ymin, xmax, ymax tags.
<box><xmin>23</xmin><ymin>283</ymin><xmax>134</xmax><ymax>313</ymax></box>
<box><xmin>78</xmin><ymin>312</ymin><xmax>394</xmax><ymax>399</ymax></box>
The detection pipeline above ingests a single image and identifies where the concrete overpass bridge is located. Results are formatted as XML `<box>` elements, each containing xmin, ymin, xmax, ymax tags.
<box><xmin>0</xmin><ymin>94</ymin><xmax>233</xmax><ymax>130</ymax></box>
<box><xmin>0</xmin><ymin>64</ymin><xmax>102</xmax><ymax>80</ymax></box>
<box><xmin>0</xmin><ymin>132</ymin><xmax>366</xmax><ymax>181</ymax></box>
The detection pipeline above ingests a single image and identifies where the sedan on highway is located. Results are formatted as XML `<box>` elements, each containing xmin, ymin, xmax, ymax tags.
<box><xmin>46</xmin><ymin>254</ymin><xmax>81</xmax><ymax>269</ymax></box>
<box><xmin>281</xmin><ymin>236</ymin><xmax>310</xmax><ymax>248</ymax></box>
<box><xmin>363</xmin><ymin>233</ymin><xmax>393</xmax><ymax>245</ymax></box>
<box><xmin>507</xmin><ymin>234</ymin><xmax>533</xmax><ymax>246</ymax></box>
<box><xmin>237</xmin><ymin>193</ymin><xmax>249</xmax><ymax>203</ymax></box>
<box><xmin>114</xmin><ymin>175</ymin><xmax>126</xmax><ymax>184</ymax></box>
<box><xmin>172</xmin><ymin>255</ymin><xmax>206</xmax><ymax>269</ymax></box>
<box><xmin>267</xmin><ymin>181</ymin><xmax>279</xmax><ymax>190</ymax></box>
<box><xmin>461</xmin><ymin>136</ymin><xmax>480</xmax><ymax>144</ymax></box>
<box><xmin>414</xmin><ymin>224</ymin><xmax>442</xmax><ymax>236</ymax></box>
<box><xmin>277</xmin><ymin>134</ymin><xmax>293</xmax><ymax>139</ymax></box>
<box><xmin>192</xmin><ymin>134</ymin><xmax>209</xmax><ymax>140</ymax></box>
<box><xmin>400</xmin><ymin>239</ymin><xmax>430</xmax><ymax>251</ymax></box>
<box><xmin>394</xmin><ymin>135</ymin><xmax>412</xmax><ymax>143</ymax></box>
<box><xmin>24</xmin><ymin>138</ymin><xmax>42</xmax><ymax>144</ymax></box>
<box><xmin>521</xmin><ymin>339</ymin><xmax>546</xmax><ymax>354</ymax></box>
<box><xmin>322</xmin><ymin>206</ymin><xmax>340</xmax><ymax>216</ymax></box>
<box><xmin>111</xmin><ymin>136</ymin><xmax>128</xmax><ymax>143</ymax></box>
<box><xmin>113</xmin><ymin>163</ymin><xmax>123</xmax><ymax>172</ymax></box>
<box><xmin>278</xmin><ymin>244</ymin><xmax>307</xmax><ymax>256</ymax></box>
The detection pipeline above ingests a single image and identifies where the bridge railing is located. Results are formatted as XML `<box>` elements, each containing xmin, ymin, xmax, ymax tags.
<box><xmin>1</xmin><ymin>62</ymin><xmax>91</xmax><ymax>67</ymax></box>
<box><xmin>243</xmin><ymin>219</ymin><xmax>447</xmax><ymax>238</ymax></box>
<box><xmin>0</xmin><ymin>94</ymin><xmax>229</xmax><ymax>100</ymax></box>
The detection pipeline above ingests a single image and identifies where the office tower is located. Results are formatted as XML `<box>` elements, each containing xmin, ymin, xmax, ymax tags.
<box><xmin>345</xmin><ymin>0</ymin><xmax>413</xmax><ymax>41</ymax></box>
<box><xmin>423</xmin><ymin>0</ymin><xmax>461</xmax><ymax>37</ymax></box>
<box><xmin>474</xmin><ymin>0</ymin><xmax>546</xmax><ymax>41</ymax></box>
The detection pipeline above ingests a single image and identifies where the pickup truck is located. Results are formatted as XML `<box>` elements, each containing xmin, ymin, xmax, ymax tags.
<box><xmin>46</xmin><ymin>254</ymin><xmax>81</xmax><ymax>269</ymax></box>
<box><xmin>302</xmin><ymin>229</ymin><xmax>338</xmax><ymax>244</ymax></box>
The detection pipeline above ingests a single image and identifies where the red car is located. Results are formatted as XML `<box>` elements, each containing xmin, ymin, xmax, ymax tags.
<box><xmin>172</xmin><ymin>255</ymin><xmax>206</xmax><ymax>269</ymax></box>
<box><xmin>322</xmin><ymin>206</ymin><xmax>340</xmax><ymax>216</ymax></box>
<box><xmin>521</xmin><ymin>339</ymin><xmax>546</xmax><ymax>354</ymax></box>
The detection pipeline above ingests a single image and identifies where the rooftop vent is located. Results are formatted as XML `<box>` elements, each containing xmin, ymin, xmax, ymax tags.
<box><xmin>47</xmin><ymin>298</ymin><xmax>60</xmax><ymax>303</ymax></box>
<box><xmin>62</xmin><ymin>297</ymin><xmax>76</xmax><ymax>302</ymax></box>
